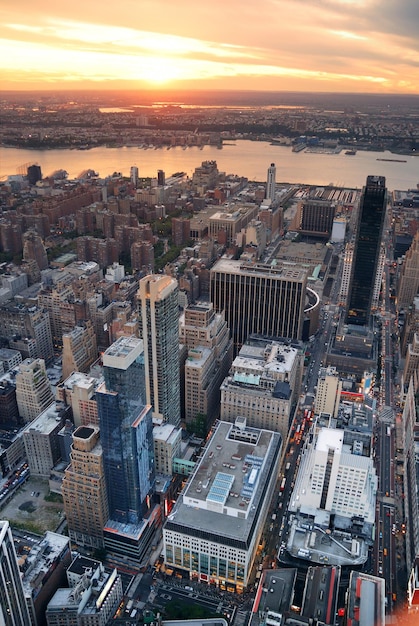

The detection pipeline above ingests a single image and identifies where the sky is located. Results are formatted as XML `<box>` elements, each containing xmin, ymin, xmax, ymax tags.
<box><xmin>1</xmin><ymin>0</ymin><xmax>419</xmax><ymax>93</ymax></box>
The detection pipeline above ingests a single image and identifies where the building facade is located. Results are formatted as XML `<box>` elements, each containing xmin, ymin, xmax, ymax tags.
<box><xmin>314</xmin><ymin>366</ymin><xmax>342</xmax><ymax>418</ymax></box>
<box><xmin>96</xmin><ymin>336</ymin><xmax>154</xmax><ymax>525</ymax></box>
<box><xmin>137</xmin><ymin>275</ymin><xmax>180</xmax><ymax>427</ymax></box>
<box><xmin>15</xmin><ymin>358</ymin><xmax>55</xmax><ymax>422</ymax></box>
<box><xmin>163</xmin><ymin>420</ymin><xmax>282</xmax><ymax>592</ymax></box>
<box><xmin>266</xmin><ymin>163</ymin><xmax>276</xmax><ymax>201</ymax></box>
<box><xmin>22</xmin><ymin>403</ymin><xmax>67</xmax><ymax>477</ymax></box>
<box><xmin>210</xmin><ymin>259</ymin><xmax>308</xmax><ymax>353</ymax></box>
<box><xmin>62</xmin><ymin>425</ymin><xmax>109</xmax><ymax>549</ymax></box>
<box><xmin>220</xmin><ymin>337</ymin><xmax>303</xmax><ymax>441</ymax></box>
<box><xmin>346</xmin><ymin>176</ymin><xmax>386</xmax><ymax>326</ymax></box>
<box><xmin>180</xmin><ymin>302</ymin><xmax>233</xmax><ymax>433</ymax></box>
<box><xmin>397</xmin><ymin>230</ymin><xmax>419</xmax><ymax>311</ymax></box>
<box><xmin>62</xmin><ymin>321</ymin><xmax>98</xmax><ymax>380</ymax></box>
<box><xmin>296</xmin><ymin>199</ymin><xmax>336</xmax><ymax>238</ymax></box>
<box><xmin>0</xmin><ymin>521</ymin><xmax>31</xmax><ymax>626</ymax></box>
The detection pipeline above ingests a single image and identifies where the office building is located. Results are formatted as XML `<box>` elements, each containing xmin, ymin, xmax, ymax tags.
<box><xmin>21</xmin><ymin>531</ymin><xmax>71</xmax><ymax>626</ymax></box>
<box><xmin>296</xmin><ymin>199</ymin><xmax>336</xmax><ymax>238</ymax></box>
<box><xmin>220</xmin><ymin>337</ymin><xmax>303</xmax><ymax>441</ymax></box>
<box><xmin>408</xmin><ymin>559</ymin><xmax>419</xmax><ymax>611</ymax></box>
<box><xmin>301</xmin><ymin>565</ymin><xmax>341</xmax><ymax>625</ymax></box>
<box><xmin>62</xmin><ymin>321</ymin><xmax>98</xmax><ymax>380</ymax></box>
<box><xmin>403</xmin><ymin>332</ymin><xmax>419</xmax><ymax>387</ymax></box>
<box><xmin>0</xmin><ymin>303</ymin><xmax>54</xmax><ymax>364</ymax></box>
<box><xmin>402</xmin><ymin>371</ymin><xmax>419</xmax><ymax>578</ymax></box>
<box><xmin>137</xmin><ymin>275</ymin><xmax>180</xmax><ymax>426</ymax></box>
<box><xmin>286</xmin><ymin>427</ymin><xmax>377</xmax><ymax>566</ymax></box>
<box><xmin>157</xmin><ymin>169</ymin><xmax>165</xmax><ymax>186</ymax></box>
<box><xmin>46</xmin><ymin>559</ymin><xmax>122</xmax><ymax>626</ymax></box>
<box><xmin>0</xmin><ymin>380</ymin><xmax>19</xmax><ymax>424</ymax></box>
<box><xmin>56</xmin><ymin>372</ymin><xmax>99</xmax><ymax>427</ymax></box>
<box><xmin>163</xmin><ymin>419</ymin><xmax>282</xmax><ymax>591</ymax></box>
<box><xmin>0</xmin><ymin>348</ymin><xmax>22</xmax><ymax>372</ymax></box>
<box><xmin>346</xmin><ymin>176</ymin><xmax>386</xmax><ymax>326</ymax></box>
<box><xmin>172</xmin><ymin>217</ymin><xmax>191</xmax><ymax>246</ymax></box>
<box><xmin>266</xmin><ymin>162</ymin><xmax>276</xmax><ymax>201</ymax></box>
<box><xmin>22</xmin><ymin>403</ymin><xmax>68</xmax><ymax>477</ymax></box>
<box><xmin>192</xmin><ymin>160</ymin><xmax>219</xmax><ymax>193</ymax></box>
<box><xmin>0</xmin><ymin>520</ymin><xmax>31</xmax><ymax>626</ymax></box>
<box><xmin>208</xmin><ymin>204</ymin><xmax>259</xmax><ymax>247</ymax></box>
<box><xmin>180</xmin><ymin>302</ymin><xmax>233</xmax><ymax>433</ymax></box>
<box><xmin>97</xmin><ymin>336</ymin><xmax>154</xmax><ymax>524</ymax></box>
<box><xmin>15</xmin><ymin>358</ymin><xmax>55</xmax><ymax>422</ymax></box>
<box><xmin>22</xmin><ymin>229</ymin><xmax>48</xmax><ymax>271</ymax></box>
<box><xmin>345</xmin><ymin>572</ymin><xmax>385</xmax><ymax>626</ymax></box>
<box><xmin>153</xmin><ymin>422</ymin><xmax>182</xmax><ymax>475</ymax></box>
<box><xmin>27</xmin><ymin>164</ymin><xmax>42</xmax><ymax>185</ymax></box>
<box><xmin>314</xmin><ymin>366</ymin><xmax>342</xmax><ymax>418</ymax></box>
<box><xmin>397</xmin><ymin>230</ymin><xmax>419</xmax><ymax>310</ymax></box>
<box><xmin>62</xmin><ymin>425</ymin><xmax>109</xmax><ymax>548</ymax></box>
<box><xmin>38</xmin><ymin>278</ymin><xmax>75</xmax><ymax>349</ymax></box>
<box><xmin>130</xmin><ymin>165</ymin><xmax>139</xmax><ymax>187</ymax></box>
<box><xmin>210</xmin><ymin>259</ymin><xmax>308</xmax><ymax>352</ymax></box>
<box><xmin>400</xmin><ymin>295</ymin><xmax>419</xmax><ymax>357</ymax></box>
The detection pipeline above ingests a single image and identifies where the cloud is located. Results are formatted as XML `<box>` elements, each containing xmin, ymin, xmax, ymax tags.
<box><xmin>0</xmin><ymin>1</ymin><xmax>418</xmax><ymax>92</ymax></box>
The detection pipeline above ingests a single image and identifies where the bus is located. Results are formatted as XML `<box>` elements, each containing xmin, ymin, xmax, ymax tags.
<box><xmin>280</xmin><ymin>478</ymin><xmax>286</xmax><ymax>491</ymax></box>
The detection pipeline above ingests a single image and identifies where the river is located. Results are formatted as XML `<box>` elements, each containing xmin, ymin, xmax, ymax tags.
<box><xmin>1</xmin><ymin>142</ymin><xmax>418</xmax><ymax>191</ymax></box>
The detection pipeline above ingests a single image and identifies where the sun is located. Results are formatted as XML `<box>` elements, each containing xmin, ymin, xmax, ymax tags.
<box><xmin>139</xmin><ymin>56</ymin><xmax>184</xmax><ymax>85</ymax></box>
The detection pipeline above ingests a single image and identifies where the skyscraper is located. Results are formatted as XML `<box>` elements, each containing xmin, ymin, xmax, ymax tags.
<box><xmin>210</xmin><ymin>259</ymin><xmax>308</xmax><ymax>352</ymax></box>
<box><xmin>180</xmin><ymin>301</ymin><xmax>233</xmax><ymax>433</ymax></box>
<box><xmin>137</xmin><ymin>275</ymin><xmax>180</xmax><ymax>426</ymax></box>
<box><xmin>130</xmin><ymin>165</ymin><xmax>139</xmax><ymax>187</ymax></box>
<box><xmin>96</xmin><ymin>336</ymin><xmax>154</xmax><ymax>524</ymax></box>
<box><xmin>0</xmin><ymin>521</ymin><xmax>31</xmax><ymax>626</ymax></box>
<box><xmin>346</xmin><ymin>175</ymin><xmax>386</xmax><ymax>326</ymax></box>
<box><xmin>62</xmin><ymin>425</ymin><xmax>109</xmax><ymax>548</ymax></box>
<box><xmin>266</xmin><ymin>162</ymin><xmax>276</xmax><ymax>201</ymax></box>
<box><xmin>15</xmin><ymin>358</ymin><xmax>54</xmax><ymax>422</ymax></box>
<box><xmin>397</xmin><ymin>230</ymin><xmax>419</xmax><ymax>310</ymax></box>
<box><xmin>157</xmin><ymin>169</ymin><xmax>165</xmax><ymax>186</ymax></box>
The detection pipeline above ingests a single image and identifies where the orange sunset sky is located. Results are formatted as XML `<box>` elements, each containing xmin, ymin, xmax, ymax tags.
<box><xmin>1</xmin><ymin>0</ymin><xmax>419</xmax><ymax>93</ymax></box>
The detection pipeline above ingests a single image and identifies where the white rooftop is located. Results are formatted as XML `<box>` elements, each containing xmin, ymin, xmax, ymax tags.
<box><xmin>316</xmin><ymin>428</ymin><xmax>344</xmax><ymax>454</ymax></box>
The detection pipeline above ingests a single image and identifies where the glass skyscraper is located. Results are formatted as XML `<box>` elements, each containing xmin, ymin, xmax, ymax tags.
<box><xmin>346</xmin><ymin>175</ymin><xmax>386</xmax><ymax>327</ymax></box>
<box><xmin>0</xmin><ymin>521</ymin><xmax>31</xmax><ymax>626</ymax></box>
<box><xmin>97</xmin><ymin>336</ymin><xmax>155</xmax><ymax>525</ymax></box>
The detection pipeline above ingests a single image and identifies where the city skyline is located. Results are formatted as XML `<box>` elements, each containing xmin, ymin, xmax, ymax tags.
<box><xmin>1</xmin><ymin>0</ymin><xmax>419</xmax><ymax>93</ymax></box>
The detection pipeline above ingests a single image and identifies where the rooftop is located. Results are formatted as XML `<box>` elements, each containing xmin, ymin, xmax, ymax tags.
<box><xmin>166</xmin><ymin>421</ymin><xmax>282</xmax><ymax>544</ymax></box>
<box><xmin>102</xmin><ymin>336</ymin><xmax>144</xmax><ymax>370</ymax></box>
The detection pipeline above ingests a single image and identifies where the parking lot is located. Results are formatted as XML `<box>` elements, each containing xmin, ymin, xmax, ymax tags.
<box><xmin>0</xmin><ymin>476</ymin><xmax>64</xmax><ymax>534</ymax></box>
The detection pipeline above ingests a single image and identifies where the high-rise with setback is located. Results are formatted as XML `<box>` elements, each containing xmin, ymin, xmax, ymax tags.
<box><xmin>346</xmin><ymin>175</ymin><xmax>386</xmax><ymax>326</ymax></box>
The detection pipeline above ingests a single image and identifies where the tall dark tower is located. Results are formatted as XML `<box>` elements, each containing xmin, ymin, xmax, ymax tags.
<box><xmin>346</xmin><ymin>175</ymin><xmax>386</xmax><ymax>327</ymax></box>
<box><xmin>27</xmin><ymin>164</ymin><xmax>42</xmax><ymax>185</ymax></box>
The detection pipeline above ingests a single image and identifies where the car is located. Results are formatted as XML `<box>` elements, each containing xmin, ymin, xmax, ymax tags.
<box><xmin>161</xmin><ymin>594</ymin><xmax>172</xmax><ymax>600</ymax></box>
<box><xmin>378</xmin><ymin>566</ymin><xmax>383</xmax><ymax>574</ymax></box>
